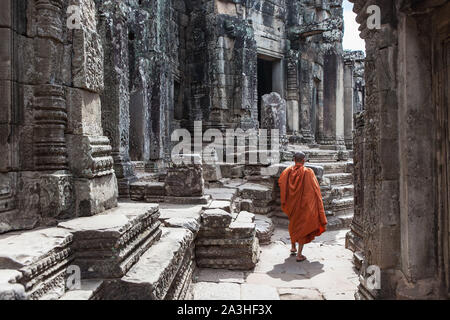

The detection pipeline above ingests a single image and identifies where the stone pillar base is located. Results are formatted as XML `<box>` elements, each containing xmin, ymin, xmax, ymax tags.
<box><xmin>73</xmin><ymin>174</ymin><xmax>118</xmax><ymax>217</ymax></box>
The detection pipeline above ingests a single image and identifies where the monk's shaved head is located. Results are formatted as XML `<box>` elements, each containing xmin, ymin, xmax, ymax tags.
<box><xmin>294</xmin><ymin>152</ymin><xmax>306</xmax><ymax>163</ymax></box>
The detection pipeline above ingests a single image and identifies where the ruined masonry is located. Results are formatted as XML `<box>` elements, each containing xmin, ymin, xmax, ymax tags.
<box><xmin>0</xmin><ymin>0</ymin><xmax>365</xmax><ymax>300</ymax></box>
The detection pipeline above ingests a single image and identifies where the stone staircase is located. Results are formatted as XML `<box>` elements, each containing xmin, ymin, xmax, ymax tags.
<box><xmin>235</xmin><ymin>145</ymin><xmax>354</xmax><ymax>231</ymax></box>
<box><xmin>0</xmin><ymin>202</ymin><xmax>198</xmax><ymax>300</ymax></box>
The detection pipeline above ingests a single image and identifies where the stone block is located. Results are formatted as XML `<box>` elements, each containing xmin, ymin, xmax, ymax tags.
<box><xmin>238</xmin><ymin>183</ymin><xmax>273</xmax><ymax>200</ymax></box>
<box><xmin>229</xmin><ymin>221</ymin><xmax>257</xmax><ymax>238</ymax></box>
<box><xmin>5</xmin><ymin>172</ymin><xmax>43</xmax><ymax>232</ymax></box>
<box><xmin>202</xmin><ymin>209</ymin><xmax>232</xmax><ymax>228</ymax></box>
<box><xmin>66</xmin><ymin>135</ymin><xmax>115</xmax><ymax>179</ymax></box>
<box><xmin>205</xmin><ymin>187</ymin><xmax>238</xmax><ymax>201</ymax></box>
<box><xmin>58</xmin><ymin>202</ymin><xmax>161</xmax><ymax>279</ymax></box>
<box><xmin>0</xmin><ymin>1</ymin><xmax>11</xmax><ymax>28</ymax></box>
<box><xmin>97</xmin><ymin>227</ymin><xmax>195</xmax><ymax>300</ymax></box>
<box><xmin>0</xmin><ymin>124</ymin><xmax>14</xmax><ymax>172</ymax></box>
<box><xmin>255</xmin><ymin>215</ymin><xmax>274</xmax><ymax>245</ymax></box>
<box><xmin>235</xmin><ymin>211</ymin><xmax>255</xmax><ymax>223</ymax></box>
<box><xmin>203</xmin><ymin>162</ymin><xmax>222</xmax><ymax>182</ymax></box>
<box><xmin>0</xmin><ymin>227</ymin><xmax>74</xmax><ymax>300</ymax></box>
<box><xmin>196</xmin><ymin>236</ymin><xmax>260</xmax><ymax>270</ymax></box>
<box><xmin>39</xmin><ymin>174</ymin><xmax>75</xmax><ymax>222</ymax></box>
<box><xmin>73</xmin><ymin>174</ymin><xmax>118</xmax><ymax>217</ymax></box>
<box><xmin>0</xmin><ymin>28</ymin><xmax>11</xmax><ymax>81</ymax></box>
<box><xmin>159</xmin><ymin>203</ymin><xmax>203</xmax><ymax>234</ymax></box>
<box><xmin>0</xmin><ymin>81</ymin><xmax>12</xmax><ymax>125</ymax></box>
<box><xmin>130</xmin><ymin>181</ymin><xmax>166</xmax><ymax>202</ymax></box>
<box><xmin>205</xmin><ymin>200</ymin><xmax>232</xmax><ymax>213</ymax></box>
<box><xmin>66</xmin><ymin>88</ymin><xmax>103</xmax><ymax>136</ymax></box>
<box><xmin>71</xmin><ymin>0</ymin><xmax>104</xmax><ymax>92</ymax></box>
<box><xmin>165</xmin><ymin>155</ymin><xmax>204</xmax><ymax>197</ymax></box>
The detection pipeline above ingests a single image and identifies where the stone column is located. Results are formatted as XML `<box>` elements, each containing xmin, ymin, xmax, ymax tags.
<box><xmin>97</xmin><ymin>1</ymin><xmax>137</xmax><ymax>198</ymax></box>
<box><xmin>65</xmin><ymin>0</ymin><xmax>118</xmax><ymax>217</ymax></box>
<box><xmin>344</xmin><ymin>58</ymin><xmax>354</xmax><ymax>149</ymax></box>
<box><xmin>345</xmin><ymin>112</ymin><xmax>365</xmax><ymax>269</ymax></box>
<box><xmin>397</xmin><ymin>9</ymin><xmax>437</xmax><ymax>294</ymax></box>
<box><xmin>0</xmin><ymin>0</ymin><xmax>20</xmax><ymax>233</ymax></box>
<box><xmin>299</xmin><ymin>58</ymin><xmax>315</xmax><ymax>143</ymax></box>
<box><xmin>128</xmin><ymin>5</ymin><xmax>152</xmax><ymax>164</ymax></box>
<box><xmin>322</xmin><ymin>51</ymin><xmax>345</xmax><ymax>147</ymax></box>
<box><xmin>286</xmin><ymin>53</ymin><xmax>300</xmax><ymax>134</ymax></box>
<box><xmin>347</xmin><ymin>0</ymin><xmax>401</xmax><ymax>300</ymax></box>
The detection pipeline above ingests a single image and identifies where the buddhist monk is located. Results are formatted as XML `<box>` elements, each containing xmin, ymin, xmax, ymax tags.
<box><xmin>278</xmin><ymin>152</ymin><xmax>327</xmax><ymax>261</ymax></box>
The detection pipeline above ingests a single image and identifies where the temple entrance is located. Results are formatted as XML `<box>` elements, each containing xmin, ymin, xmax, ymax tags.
<box><xmin>257</xmin><ymin>57</ymin><xmax>273</xmax><ymax>125</ymax></box>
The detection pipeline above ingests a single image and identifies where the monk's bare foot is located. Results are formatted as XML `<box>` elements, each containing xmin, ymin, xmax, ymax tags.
<box><xmin>296</xmin><ymin>255</ymin><xmax>307</xmax><ymax>262</ymax></box>
<box><xmin>290</xmin><ymin>243</ymin><xmax>297</xmax><ymax>255</ymax></box>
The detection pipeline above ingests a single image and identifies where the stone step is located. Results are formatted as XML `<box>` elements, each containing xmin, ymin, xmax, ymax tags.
<box><xmin>239</xmin><ymin>198</ymin><xmax>273</xmax><ymax>215</ymax></box>
<box><xmin>326</xmin><ymin>214</ymin><xmax>353</xmax><ymax>231</ymax></box>
<box><xmin>130</xmin><ymin>181</ymin><xmax>166</xmax><ymax>202</ymax></box>
<box><xmin>323</xmin><ymin>173</ymin><xmax>353</xmax><ymax>185</ymax></box>
<box><xmin>254</xmin><ymin>215</ymin><xmax>275</xmax><ymax>245</ymax></box>
<box><xmin>205</xmin><ymin>187</ymin><xmax>239</xmax><ymax>202</ymax></box>
<box><xmin>57</xmin><ymin>202</ymin><xmax>162</xmax><ymax>279</ymax></box>
<box><xmin>0</xmin><ymin>228</ymin><xmax>74</xmax><ymax>300</ymax></box>
<box><xmin>237</xmin><ymin>183</ymin><xmax>274</xmax><ymax>214</ymax></box>
<box><xmin>308</xmin><ymin>161</ymin><xmax>353</xmax><ymax>174</ymax></box>
<box><xmin>303</xmin><ymin>150</ymin><xmax>339</xmax><ymax>162</ymax></box>
<box><xmin>96</xmin><ymin>227</ymin><xmax>195</xmax><ymax>300</ymax></box>
<box><xmin>238</xmin><ymin>183</ymin><xmax>273</xmax><ymax>201</ymax></box>
<box><xmin>330</xmin><ymin>197</ymin><xmax>354</xmax><ymax>216</ymax></box>
<box><xmin>307</xmin><ymin>149</ymin><xmax>350</xmax><ymax>162</ymax></box>
<box><xmin>331</xmin><ymin>185</ymin><xmax>354</xmax><ymax>198</ymax></box>
<box><xmin>322</xmin><ymin>185</ymin><xmax>354</xmax><ymax>205</ymax></box>
<box><xmin>159</xmin><ymin>203</ymin><xmax>204</xmax><ymax>234</ymax></box>
<box><xmin>195</xmin><ymin>237</ymin><xmax>260</xmax><ymax>270</ymax></box>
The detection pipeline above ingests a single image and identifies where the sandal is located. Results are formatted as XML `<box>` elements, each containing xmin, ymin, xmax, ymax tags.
<box><xmin>296</xmin><ymin>255</ymin><xmax>307</xmax><ymax>262</ymax></box>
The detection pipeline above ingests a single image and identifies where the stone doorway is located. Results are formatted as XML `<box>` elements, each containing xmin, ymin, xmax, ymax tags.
<box><xmin>257</xmin><ymin>55</ymin><xmax>284</xmax><ymax>126</ymax></box>
<box><xmin>257</xmin><ymin>57</ymin><xmax>273</xmax><ymax>125</ymax></box>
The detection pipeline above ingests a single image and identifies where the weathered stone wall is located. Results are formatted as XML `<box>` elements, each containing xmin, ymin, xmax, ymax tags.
<box><xmin>347</xmin><ymin>0</ymin><xmax>449</xmax><ymax>299</ymax></box>
<box><xmin>343</xmin><ymin>50</ymin><xmax>365</xmax><ymax>149</ymax></box>
<box><xmin>287</xmin><ymin>0</ymin><xmax>345</xmax><ymax>145</ymax></box>
<box><xmin>0</xmin><ymin>0</ymin><xmax>118</xmax><ymax>234</ymax></box>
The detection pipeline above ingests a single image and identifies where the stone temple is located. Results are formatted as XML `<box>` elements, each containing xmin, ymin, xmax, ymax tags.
<box><xmin>0</xmin><ymin>0</ymin><xmax>448</xmax><ymax>300</ymax></box>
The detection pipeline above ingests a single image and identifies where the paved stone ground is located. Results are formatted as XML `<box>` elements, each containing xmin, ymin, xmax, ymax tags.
<box><xmin>192</xmin><ymin>228</ymin><xmax>359</xmax><ymax>300</ymax></box>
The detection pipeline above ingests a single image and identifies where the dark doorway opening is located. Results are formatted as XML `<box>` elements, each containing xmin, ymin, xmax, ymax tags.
<box><xmin>257</xmin><ymin>58</ymin><xmax>273</xmax><ymax>125</ymax></box>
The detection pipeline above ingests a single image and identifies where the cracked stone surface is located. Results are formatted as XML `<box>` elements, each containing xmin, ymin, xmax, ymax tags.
<box><xmin>193</xmin><ymin>227</ymin><xmax>358</xmax><ymax>300</ymax></box>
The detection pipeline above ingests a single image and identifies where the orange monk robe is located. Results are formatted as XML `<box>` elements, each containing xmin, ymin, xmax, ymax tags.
<box><xmin>278</xmin><ymin>163</ymin><xmax>327</xmax><ymax>245</ymax></box>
